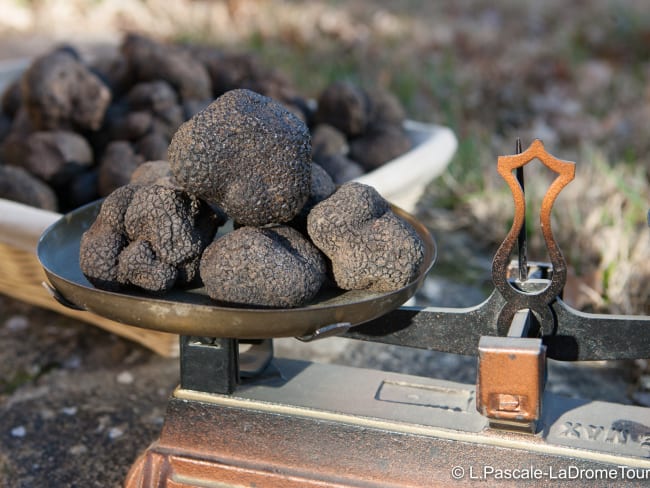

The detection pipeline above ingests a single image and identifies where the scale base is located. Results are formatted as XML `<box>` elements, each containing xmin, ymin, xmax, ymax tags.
<box><xmin>126</xmin><ymin>359</ymin><xmax>650</xmax><ymax>487</ymax></box>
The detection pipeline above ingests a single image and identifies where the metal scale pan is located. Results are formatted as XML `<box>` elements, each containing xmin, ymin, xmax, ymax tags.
<box><xmin>37</xmin><ymin>200</ymin><xmax>436</xmax><ymax>339</ymax></box>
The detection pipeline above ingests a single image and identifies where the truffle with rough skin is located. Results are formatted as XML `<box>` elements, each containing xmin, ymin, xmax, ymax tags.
<box><xmin>307</xmin><ymin>182</ymin><xmax>424</xmax><ymax>292</ymax></box>
<box><xmin>135</xmin><ymin>132</ymin><xmax>169</xmax><ymax>162</ymax></box>
<box><xmin>365</xmin><ymin>87</ymin><xmax>407</xmax><ymax>129</ymax></box>
<box><xmin>315</xmin><ymin>153</ymin><xmax>364</xmax><ymax>185</ymax></box>
<box><xmin>289</xmin><ymin>162</ymin><xmax>336</xmax><ymax>232</ymax></box>
<box><xmin>79</xmin><ymin>185</ymin><xmax>137</xmax><ymax>290</ymax></box>
<box><xmin>80</xmin><ymin>184</ymin><xmax>221</xmax><ymax>293</ymax></box>
<box><xmin>200</xmin><ymin>225</ymin><xmax>327</xmax><ymax>308</ymax></box>
<box><xmin>168</xmin><ymin>89</ymin><xmax>312</xmax><ymax>226</ymax></box>
<box><xmin>98</xmin><ymin>141</ymin><xmax>144</xmax><ymax>197</ymax></box>
<box><xmin>315</xmin><ymin>81</ymin><xmax>368</xmax><ymax>137</ymax></box>
<box><xmin>21</xmin><ymin>48</ymin><xmax>111</xmax><ymax>131</ymax></box>
<box><xmin>1</xmin><ymin>130</ymin><xmax>93</xmax><ymax>183</ymax></box>
<box><xmin>348</xmin><ymin>125</ymin><xmax>412</xmax><ymax>171</ymax></box>
<box><xmin>130</xmin><ymin>160</ymin><xmax>174</xmax><ymax>187</ymax></box>
<box><xmin>125</xmin><ymin>80</ymin><xmax>185</xmax><ymax>139</ymax></box>
<box><xmin>311</xmin><ymin>124</ymin><xmax>349</xmax><ymax>159</ymax></box>
<box><xmin>121</xmin><ymin>34</ymin><xmax>212</xmax><ymax>102</ymax></box>
<box><xmin>0</xmin><ymin>165</ymin><xmax>58</xmax><ymax>211</ymax></box>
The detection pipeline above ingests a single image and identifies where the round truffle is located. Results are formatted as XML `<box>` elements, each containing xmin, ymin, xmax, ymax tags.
<box><xmin>168</xmin><ymin>89</ymin><xmax>312</xmax><ymax>226</ymax></box>
<box><xmin>200</xmin><ymin>225</ymin><xmax>327</xmax><ymax>308</ymax></box>
<box><xmin>98</xmin><ymin>140</ymin><xmax>144</xmax><ymax>197</ymax></box>
<box><xmin>315</xmin><ymin>81</ymin><xmax>368</xmax><ymax>137</ymax></box>
<box><xmin>21</xmin><ymin>49</ymin><xmax>111</xmax><ymax>131</ymax></box>
<box><xmin>365</xmin><ymin>87</ymin><xmax>407</xmax><ymax>128</ymax></box>
<box><xmin>314</xmin><ymin>153</ymin><xmax>365</xmax><ymax>185</ymax></box>
<box><xmin>307</xmin><ymin>182</ymin><xmax>425</xmax><ymax>292</ymax></box>
<box><xmin>121</xmin><ymin>34</ymin><xmax>212</xmax><ymax>102</ymax></box>
<box><xmin>0</xmin><ymin>165</ymin><xmax>58</xmax><ymax>211</ymax></box>
<box><xmin>2</xmin><ymin>130</ymin><xmax>93</xmax><ymax>183</ymax></box>
<box><xmin>311</xmin><ymin>123</ymin><xmax>349</xmax><ymax>160</ymax></box>
<box><xmin>348</xmin><ymin>125</ymin><xmax>412</xmax><ymax>171</ymax></box>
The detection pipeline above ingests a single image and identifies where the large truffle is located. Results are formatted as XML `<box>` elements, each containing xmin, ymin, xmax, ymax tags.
<box><xmin>200</xmin><ymin>225</ymin><xmax>327</xmax><ymax>308</ymax></box>
<box><xmin>21</xmin><ymin>48</ymin><xmax>111</xmax><ymax>131</ymax></box>
<box><xmin>168</xmin><ymin>89</ymin><xmax>312</xmax><ymax>226</ymax></box>
<box><xmin>80</xmin><ymin>184</ymin><xmax>221</xmax><ymax>293</ymax></box>
<box><xmin>307</xmin><ymin>182</ymin><xmax>425</xmax><ymax>292</ymax></box>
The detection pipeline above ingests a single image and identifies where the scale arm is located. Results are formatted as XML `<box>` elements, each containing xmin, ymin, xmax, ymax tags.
<box><xmin>344</xmin><ymin>291</ymin><xmax>650</xmax><ymax>361</ymax></box>
<box><xmin>343</xmin><ymin>290</ymin><xmax>505</xmax><ymax>356</ymax></box>
<box><xmin>546</xmin><ymin>298</ymin><xmax>650</xmax><ymax>361</ymax></box>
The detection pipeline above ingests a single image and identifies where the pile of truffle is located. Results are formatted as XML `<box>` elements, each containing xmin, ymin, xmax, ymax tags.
<box><xmin>79</xmin><ymin>89</ymin><xmax>425</xmax><ymax>308</ymax></box>
<box><xmin>0</xmin><ymin>34</ymin><xmax>411</xmax><ymax>213</ymax></box>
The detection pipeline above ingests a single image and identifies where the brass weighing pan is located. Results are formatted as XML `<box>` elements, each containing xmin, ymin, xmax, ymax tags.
<box><xmin>37</xmin><ymin>200</ymin><xmax>435</xmax><ymax>339</ymax></box>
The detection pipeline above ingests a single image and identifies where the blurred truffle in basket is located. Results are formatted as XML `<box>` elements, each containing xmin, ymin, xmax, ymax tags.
<box><xmin>0</xmin><ymin>34</ymin><xmax>413</xmax><ymax>213</ymax></box>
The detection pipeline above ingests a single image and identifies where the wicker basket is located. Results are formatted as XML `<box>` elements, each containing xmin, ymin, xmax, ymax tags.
<box><xmin>0</xmin><ymin>199</ymin><xmax>180</xmax><ymax>357</ymax></box>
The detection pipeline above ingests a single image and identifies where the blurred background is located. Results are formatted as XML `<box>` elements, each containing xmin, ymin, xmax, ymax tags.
<box><xmin>0</xmin><ymin>2</ymin><xmax>649</xmax><ymax>484</ymax></box>
<box><xmin>1</xmin><ymin>0</ymin><xmax>647</xmax><ymax>315</ymax></box>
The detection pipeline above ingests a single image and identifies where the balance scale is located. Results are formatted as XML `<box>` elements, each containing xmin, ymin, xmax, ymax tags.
<box><xmin>38</xmin><ymin>140</ymin><xmax>650</xmax><ymax>487</ymax></box>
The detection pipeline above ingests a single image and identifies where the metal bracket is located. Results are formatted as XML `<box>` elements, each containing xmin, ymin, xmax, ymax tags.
<box><xmin>42</xmin><ymin>280</ymin><xmax>84</xmax><ymax>311</ymax></box>
<box><xmin>296</xmin><ymin>322</ymin><xmax>352</xmax><ymax>342</ymax></box>
<box><xmin>477</xmin><ymin>310</ymin><xmax>547</xmax><ymax>433</ymax></box>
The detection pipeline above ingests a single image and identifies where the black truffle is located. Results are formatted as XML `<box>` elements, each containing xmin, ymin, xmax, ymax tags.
<box><xmin>21</xmin><ymin>49</ymin><xmax>111</xmax><ymax>131</ymax></box>
<box><xmin>0</xmin><ymin>165</ymin><xmax>58</xmax><ymax>211</ymax></box>
<box><xmin>315</xmin><ymin>153</ymin><xmax>364</xmax><ymax>184</ymax></box>
<box><xmin>348</xmin><ymin>125</ymin><xmax>412</xmax><ymax>171</ymax></box>
<box><xmin>364</xmin><ymin>87</ymin><xmax>407</xmax><ymax>129</ymax></box>
<box><xmin>200</xmin><ymin>225</ymin><xmax>326</xmax><ymax>308</ymax></box>
<box><xmin>307</xmin><ymin>182</ymin><xmax>424</xmax><ymax>292</ymax></box>
<box><xmin>130</xmin><ymin>160</ymin><xmax>174</xmax><ymax>187</ymax></box>
<box><xmin>1</xmin><ymin>130</ymin><xmax>93</xmax><ymax>183</ymax></box>
<box><xmin>79</xmin><ymin>185</ymin><xmax>136</xmax><ymax>290</ymax></box>
<box><xmin>125</xmin><ymin>80</ymin><xmax>184</xmax><ymax>139</ymax></box>
<box><xmin>289</xmin><ymin>162</ymin><xmax>336</xmax><ymax>232</ymax></box>
<box><xmin>311</xmin><ymin>123</ymin><xmax>348</xmax><ymax>160</ymax></box>
<box><xmin>80</xmin><ymin>184</ymin><xmax>220</xmax><ymax>293</ymax></box>
<box><xmin>315</xmin><ymin>81</ymin><xmax>368</xmax><ymax>137</ymax></box>
<box><xmin>97</xmin><ymin>140</ymin><xmax>144</xmax><ymax>197</ymax></box>
<box><xmin>168</xmin><ymin>89</ymin><xmax>312</xmax><ymax>226</ymax></box>
<box><xmin>121</xmin><ymin>34</ymin><xmax>212</xmax><ymax>102</ymax></box>
<box><xmin>1</xmin><ymin>79</ymin><xmax>21</xmax><ymax>119</ymax></box>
